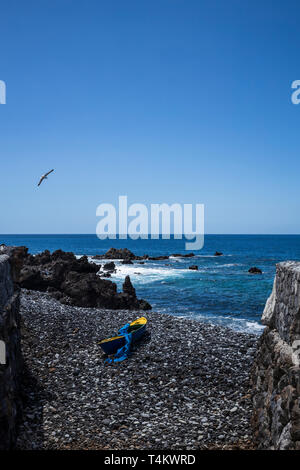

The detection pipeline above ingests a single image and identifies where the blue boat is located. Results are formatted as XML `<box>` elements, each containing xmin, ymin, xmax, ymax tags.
<box><xmin>99</xmin><ymin>317</ymin><xmax>147</xmax><ymax>355</ymax></box>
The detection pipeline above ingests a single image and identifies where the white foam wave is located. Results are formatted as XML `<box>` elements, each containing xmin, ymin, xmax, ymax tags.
<box><xmin>195</xmin><ymin>254</ymin><xmax>233</xmax><ymax>258</ymax></box>
<box><xmin>213</xmin><ymin>263</ymin><xmax>242</xmax><ymax>268</ymax></box>
<box><xmin>178</xmin><ymin>314</ymin><xmax>264</xmax><ymax>335</ymax></box>
<box><xmin>245</xmin><ymin>321</ymin><xmax>265</xmax><ymax>332</ymax></box>
<box><xmin>110</xmin><ymin>263</ymin><xmax>183</xmax><ymax>284</ymax></box>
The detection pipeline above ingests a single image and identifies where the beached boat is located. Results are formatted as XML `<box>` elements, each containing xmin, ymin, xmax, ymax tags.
<box><xmin>99</xmin><ymin>317</ymin><xmax>147</xmax><ymax>355</ymax></box>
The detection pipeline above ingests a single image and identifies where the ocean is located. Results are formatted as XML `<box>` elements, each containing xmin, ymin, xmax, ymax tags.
<box><xmin>1</xmin><ymin>234</ymin><xmax>300</xmax><ymax>334</ymax></box>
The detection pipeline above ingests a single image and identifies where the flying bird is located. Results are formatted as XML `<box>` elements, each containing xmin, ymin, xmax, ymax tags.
<box><xmin>38</xmin><ymin>169</ymin><xmax>54</xmax><ymax>186</ymax></box>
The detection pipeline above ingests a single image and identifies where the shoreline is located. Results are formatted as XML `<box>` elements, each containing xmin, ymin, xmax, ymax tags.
<box><xmin>1</xmin><ymin>243</ymin><xmax>266</xmax><ymax>335</ymax></box>
<box><xmin>17</xmin><ymin>289</ymin><xmax>258</xmax><ymax>450</ymax></box>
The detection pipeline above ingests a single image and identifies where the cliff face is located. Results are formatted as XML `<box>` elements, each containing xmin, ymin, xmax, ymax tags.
<box><xmin>252</xmin><ymin>262</ymin><xmax>300</xmax><ymax>449</ymax></box>
<box><xmin>0</xmin><ymin>251</ymin><xmax>22</xmax><ymax>449</ymax></box>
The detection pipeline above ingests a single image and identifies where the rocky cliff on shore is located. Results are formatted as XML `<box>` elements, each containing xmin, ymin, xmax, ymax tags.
<box><xmin>252</xmin><ymin>261</ymin><xmax>300</xmax><ymax>449</ymax></box>
<box><xmin>0</xmin><ymin>249</ymin><xmax>23</xmax><ymax>449</ymax></box>
<box><xmin>0</xmin><ymin>246</ymin><xmax>151</xmax><ymax>311</ymax></box>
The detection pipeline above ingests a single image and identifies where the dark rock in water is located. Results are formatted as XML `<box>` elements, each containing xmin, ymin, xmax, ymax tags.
<box><xmin>92</xmin><ymin>247</ymin><xmax>136</xmax><ymax>260</ymax></box>
<box><xmin>8</xmin><ymin>247</ymin><xmax>151</xmax><ymax>310</ymax></box>
<box><xmin>92</xmin><ymin>247</ymin><xmax>199</xmax><ymax>262</ymax></box>
<box><xmin>123</xmin><ymin>275</ymin><xmax>136</xmax><ymax>296</ymax></box>
<box><xmin>189</xmin><ymin>265</ymin><xmax>198</xmax><ymax>270</ymax></box>
<box><xmin>214</xmin><ymin>251</ymin><xmax>223</xmax><ymax>256</ymax></box>
<box><xmin>171</xmin><ymin>253</ymin><xmax>195</xmax><ymax>258</ymax></box>
<box><xmin>248</xmin><ymin>267</ymin><xmax>262</xmax><ymax>274</ymax></box>
<box><xmin>103</xmin><ymin>262</ymin><xmax>116</xmax><ymax>272</ymax></box>
<box><xmin>121</xmin><ymin>259</ymin><xmax>133</xmax><ymax>265</ymax></box>
<box><xmin>139</xmin><ymin>261</ymin><xmax>145</xmax><ymax>264</ymax></box>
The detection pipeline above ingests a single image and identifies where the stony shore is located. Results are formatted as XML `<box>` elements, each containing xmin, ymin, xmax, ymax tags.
<box><xmin>16</xmin><ymin>289</ymin><xmax>258</xmax><ymax>450</ymax></box>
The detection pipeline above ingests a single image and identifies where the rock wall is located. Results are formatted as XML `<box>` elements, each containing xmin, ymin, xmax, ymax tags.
<box><xmin>0</xmin><ymin>251</ymin><xmax>22</xmax><ymax>449</ymax></box>
<box><xmin>252</xmin><ymin>261</ymin><xmax>300</xmax><ymax>449</ymax></box>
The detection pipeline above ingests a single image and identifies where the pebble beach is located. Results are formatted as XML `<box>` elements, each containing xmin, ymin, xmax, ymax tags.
<box><xmin>16</xmin><ymin>289</ymin><xmax>258</xmax><ymax>450</ymax></box>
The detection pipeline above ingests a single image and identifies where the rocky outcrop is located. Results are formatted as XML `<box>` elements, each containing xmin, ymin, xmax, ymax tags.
<box><xmin>248</xmin><ymin>267</ymin><xmax>262</xmax><ymax>274</ymax></box>
<box><xmin>1</xmin><ymin>247</ymin><xmax>151</xmax><ymax>311</ymax></box>
<box><xmin>252</xmin><ymin>262</ymin><xmax>300</xmax><ymax>449</ymax></box>
<box><xmin>92</xmin><ymin>248</ymin><xmax>142</xmax><ymax>260</ymax></box>
<box><xmin>102</xmin><ymin>262</ymin><xmax>116</xmax><ymax>272</ymax></box>
<box><xmin>171</xmin><ymin>253</ymin><xmax>195</xmax><ymax>258</ymax></box>
<box><xmin>92</xmin><ymin>248</ymin><xmax>196</xmax><ymax>262</ymax></box>
<box><xmin>0</xmin><ymin>250</ymin><xmax>22</xmax><ymax>449</ymax></box>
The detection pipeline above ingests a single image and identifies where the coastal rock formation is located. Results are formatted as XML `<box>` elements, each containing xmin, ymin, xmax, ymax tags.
<box><xmin>171</xmin><ymin>253</ymin><xmax>195</xmax><ymax>258</ymax></box>
<box><xmin>102</xmin><ymin>262</ymin><xmax>116</xmax><ymax>272</ymax></box>
<box><xmin>0</xmin><ymin>250</ymin><xmax>23</xmax><ymax>449</ymax></box>
<box><xmin>1</xmin><ymin>247</ymin><xmax>151</xmax><ymax>311</ymax></box>
<box><xmin>248</xmin><ymin>267</ymin><xmax>262</xmax><ymax>274</ymax></box>
<box><xmin>123</xmin><ymin>275</ymin><xmax>136</xmax><ymax>296</ymax></box>
<box><xmin>121</xmin><ymin>259</ymin><xmax>133</xmax><ymax>265</ymax></box>
<box><xmin>252</xmin><ymin>262</ymin><xmax>300</xmax><ymax>449</ymax></box>
<box><xmin>92</xmin><ymin>248</ymin><xmax>195</xmax><ymax>262</ymax></box>
<box><xmin>92</xmin><ymin>248</ymin><xmax>141</xmax><ymax>260</ymax></box>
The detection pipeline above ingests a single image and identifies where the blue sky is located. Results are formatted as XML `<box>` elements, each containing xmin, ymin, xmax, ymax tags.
<box><xmin>0</xmin><ymin>0</ymin><xmax>300</xmax><ymax>234</ymax></box>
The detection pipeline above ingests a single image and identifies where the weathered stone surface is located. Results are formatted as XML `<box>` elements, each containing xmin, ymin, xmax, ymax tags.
<box><xmin>252</xmin><ymin>261</ymin><xmax>300</xmax><ymax>449</ymax></box>
<box><xmin>0</xmin><ymin>253</ymin><xmax>22</xmax><ymax>449</ymax></box>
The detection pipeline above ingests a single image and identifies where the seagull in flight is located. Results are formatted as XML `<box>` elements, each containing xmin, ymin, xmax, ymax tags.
<box><xmin>38</xmin><ymin>169</ymin><xmax>54</xmax><ymax>187</ymax></box>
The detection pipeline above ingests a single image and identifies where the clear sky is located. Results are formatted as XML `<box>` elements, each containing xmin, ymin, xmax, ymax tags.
<box><xmin>0</xmin><ymin>0</ymin><xmax>300</xmax><ymax>234</ymax></box>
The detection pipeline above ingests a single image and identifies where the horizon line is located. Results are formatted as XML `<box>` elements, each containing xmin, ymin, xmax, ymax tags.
<box><xmin>1</xmin><ymin>233</ymin><xmax>300</xmax><ymax>237</ymax></box>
